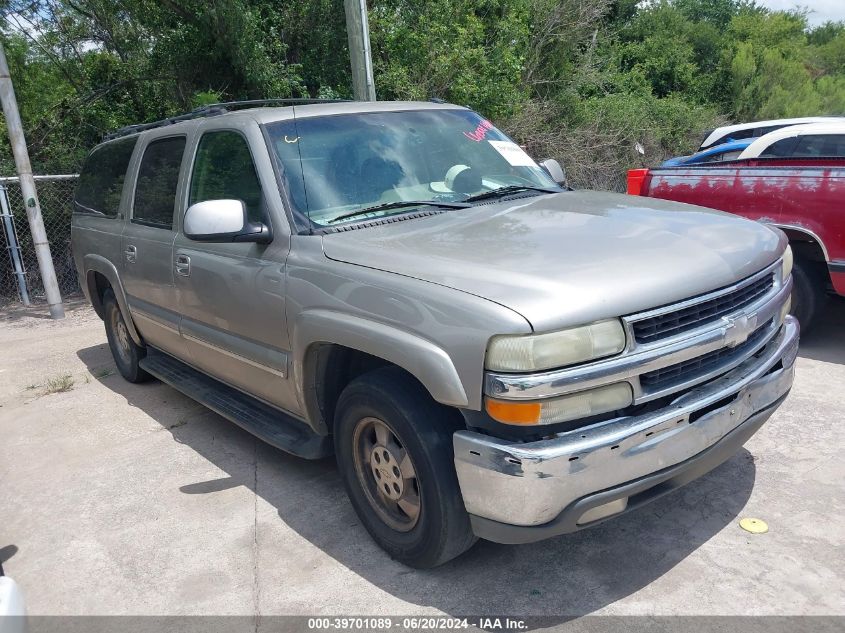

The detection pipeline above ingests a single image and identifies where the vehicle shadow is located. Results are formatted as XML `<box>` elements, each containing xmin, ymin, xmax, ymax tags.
<box><xmin>0</xmin><ymin>544</ymin><xmax>18</xmax><ymax>571</ymax></box>
<box><xmin>798</xmin><ymin>296</ymin><xmax>845</xmax><ymax>364</ymax></box>
<box><xmin>77</xmin><ymin>343</ymin><xmax>759</xmax><ymax>621</ymax></box>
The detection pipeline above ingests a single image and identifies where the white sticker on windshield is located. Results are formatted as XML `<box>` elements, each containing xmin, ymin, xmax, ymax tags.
<box><xmin>488</xmin><ymin>140</ymin><xmax>535</xmax><ymax>167</ymax></box>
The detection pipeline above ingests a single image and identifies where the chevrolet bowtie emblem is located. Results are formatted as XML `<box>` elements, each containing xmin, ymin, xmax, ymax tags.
<box><xmin>723</xmin><ymin>312</ymin><xmax>757</xmax><ymax>347</ymax></box>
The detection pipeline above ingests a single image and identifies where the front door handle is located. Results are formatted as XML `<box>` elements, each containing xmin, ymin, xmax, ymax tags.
<box><xmin>175</xmin><ymin>254</ymin><xmax>191</xmax><ymax>277</ymax></box>
<box><xmin>125</xmin><ymin>245</ymin><xmax>137</xmax><ymax>264</ymax></box>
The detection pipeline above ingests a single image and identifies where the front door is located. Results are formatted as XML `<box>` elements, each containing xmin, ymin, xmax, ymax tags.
<box><xmin>174</xmin><ymin>129</ymin><xmax>295</xmax><ymax>412</ymax></box>
<box><xmin>121</xmin><ymin>135</ymin><xmax>186</xmax><ymax>355</ymax></box>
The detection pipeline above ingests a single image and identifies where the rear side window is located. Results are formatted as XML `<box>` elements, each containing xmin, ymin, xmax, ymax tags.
<box><xmin>709</xmin><ymin>128</ymin><xmax>755</xmax><ymax>148</ymax></box>
<box><xmin>189</xmin><ymin>131</ymin><xmax>264</xmax><ymax>223</ymax></box>
<box><xmin>74</xmin><ymin>137</ymin><xmax>137</xmax><ymax>217</ymax></box>
<box><xmin>755</xmin><ymin>125</ymin><xmax>785</xmax><ymax>137</ymax></box>
<box><xmin>133</xmin><ymin>136</ymin><xmax>186</xmax><ymax>229</ymax></box>
<box><xmin>760</xmin><ymin>137</ymin><xmax>800</xmax><ymax>158</ymax></box>
<box><xmin>792</xmin><ymin>134</ymin><xmax>845</xmax><ymax>158</ymax></box>
<box><xmin>760</xmin><ymin>135</ymin><xmax>845</xmax><ymax>158</ymax></box>
<box><xmin>705</xmin><ymin>150</ymin><xmax>742</xmax><ymax>163</ymax></box>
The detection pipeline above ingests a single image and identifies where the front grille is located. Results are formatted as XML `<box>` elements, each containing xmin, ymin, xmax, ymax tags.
<box><xmin>640</xmin><ymin>320</ymin><xmax>773</xmax><ymax>392</ymax></box>
<box><xmin>632</xmin><ymin>273</ymin><xmax>774</xmax><ymax>344</ymax></box>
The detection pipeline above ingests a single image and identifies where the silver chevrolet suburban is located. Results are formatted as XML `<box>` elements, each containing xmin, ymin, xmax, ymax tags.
<box><xmin>71</xmin><ymin>100</ymin><xmax>799</xmax><ymax>568</ymax></box>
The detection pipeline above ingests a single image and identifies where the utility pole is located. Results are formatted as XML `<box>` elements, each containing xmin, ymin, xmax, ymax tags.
<box><xmin>344</xmin><ymin>0</ymin><xmax>376</xmax><ymax>101</ymax></box>
<box><xmin>0</xmin><ymin>41</ymin><xmax>64</xmax><ymax>318</ymax></box>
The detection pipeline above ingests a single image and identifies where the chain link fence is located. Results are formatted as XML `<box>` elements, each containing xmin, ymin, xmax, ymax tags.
<box><xmin>0</xmin><ymin>175</ymin><xmax>79</xmax><ymax>306</ymax></box>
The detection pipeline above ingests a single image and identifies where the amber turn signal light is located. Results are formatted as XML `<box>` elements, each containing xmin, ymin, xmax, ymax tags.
<box><xmin>485</xmin><ymin>398</ymin><xmax>541</xmax><ymax>425</ymax></box>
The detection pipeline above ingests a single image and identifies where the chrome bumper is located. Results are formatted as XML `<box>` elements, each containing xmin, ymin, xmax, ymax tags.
<box><xmin>454</xmin><ymin>316</ymin><xmax>799</xmax><ymax>539</ymax></box>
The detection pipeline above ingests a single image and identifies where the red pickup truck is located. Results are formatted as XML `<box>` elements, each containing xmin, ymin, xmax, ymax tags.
<box><xmin>628</xmin><ymin>159</ymin><xmax>845</xmax><ymax>328</ymax></box>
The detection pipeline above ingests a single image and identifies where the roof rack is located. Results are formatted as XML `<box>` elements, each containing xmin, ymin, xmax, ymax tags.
<box><xmin>103</xmin><ymin>98</ymin><xmax>352</xmax><ymax>141</ymax></box>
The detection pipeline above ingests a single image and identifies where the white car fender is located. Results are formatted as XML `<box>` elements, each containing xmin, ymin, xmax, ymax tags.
<box><xmin>0</xmin><ymin>576</ymin><xmax>26</xmax><ymax>633</ymax></box>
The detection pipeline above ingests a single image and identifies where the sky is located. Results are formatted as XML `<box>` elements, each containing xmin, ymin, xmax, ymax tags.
<box><xmin>755</xmin><ymin>1</ymin><xmax>845</xmax><ymax>26</ymax></box>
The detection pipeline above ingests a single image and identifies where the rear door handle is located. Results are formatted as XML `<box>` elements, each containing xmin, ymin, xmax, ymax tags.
<box><xmin>175</xmin><ymin>254</ymin><xmax>191</xmax><ymax>277</ymax></box>
<box><xmin>125</xmin><ymin>245</ymin><xmax>137</xmax><ymax>264</ymax></box>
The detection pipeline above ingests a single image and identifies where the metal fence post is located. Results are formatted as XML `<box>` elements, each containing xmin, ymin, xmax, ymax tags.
<box><xmin>0</xmin><ymin>183</ymin><xmax>30</xmax><ymax>305</ymax></box>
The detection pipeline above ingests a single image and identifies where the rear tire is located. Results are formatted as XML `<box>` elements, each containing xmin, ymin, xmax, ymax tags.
<box><xmin>790</xmin><ymin>257</ymin><xmax>827</xmax><ymax>331</ymax></box>
<box><xmin>334</xmin><ymin>366</ymin><xmax>477</xmax><ymax>568</ymax></box>
<box><xmin>103</xmin><ymin>289</ymin><xmax>151</xmax><ymax>383</ymax></box>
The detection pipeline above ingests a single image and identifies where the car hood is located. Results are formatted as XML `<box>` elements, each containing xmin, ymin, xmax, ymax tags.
<box><xmin>321</xmin><ymin>191</ymin><xmax>785</xmax><ymax>332</ymax></box>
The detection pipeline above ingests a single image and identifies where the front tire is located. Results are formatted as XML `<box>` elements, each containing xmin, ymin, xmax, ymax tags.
<box><xmin>334</xmin><ymin>366</ymin><xmax>476</xmax><ymax>568</ymax></box>
<box><xmin>103</xmin><ymin>289</ymin><xmax>151</xmax><ymax>383</ymax></box>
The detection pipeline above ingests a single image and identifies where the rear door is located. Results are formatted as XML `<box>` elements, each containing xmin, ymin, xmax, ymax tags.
<box><xmin>173</xmin><ymin>123</ymin><xmax>296</xmax><ymax>412</ymax></box>
<box><xmin>71</xmin><ymin>136</ymin><xmax>137</xmax><ymax>291</ymax></box>
<box><xmin>121</xmin><ymin>134</ymin><xmax>187</xmax><ymax>355</ymax></box>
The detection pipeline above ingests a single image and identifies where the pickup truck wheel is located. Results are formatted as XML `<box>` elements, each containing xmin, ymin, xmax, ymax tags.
<box><xmin>103</xmin><ymin>289</ymin><xmax>151</xmax><ymax>383</ymax></box>
<box><xmin>334</xmin><ymin>366</ymin><xmax>476</xmax><ymax>568</ymax></box>
<box><xmin>790</xmin><ymin>258</ymin><xmax>827</xmax><ymax>331</ymax></box>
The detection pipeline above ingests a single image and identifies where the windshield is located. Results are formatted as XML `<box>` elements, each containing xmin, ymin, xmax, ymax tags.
<box><xmin>264</xmin><ymin>108</ymin><xmax>559</xmax><ymax>228</ymax></box>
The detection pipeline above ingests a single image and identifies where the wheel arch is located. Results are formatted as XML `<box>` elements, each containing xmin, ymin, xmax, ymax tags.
<box><xmin>82</xmin><ymin>254</ymin><xmax>144</xmax><ymax>346</ymax></box>
<box><xmin>774</xmin><ymin>224</ymin><xmax>829</xmax><ymax>263</ymax></box>
<box><xmin>293</xmin><ymin>310</ymin><xmax>469</xmax><ymax>435</ymax></box>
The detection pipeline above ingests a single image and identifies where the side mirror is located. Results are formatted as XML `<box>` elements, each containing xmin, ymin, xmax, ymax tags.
<box><xmin>184</xmin><ymin>199</ymin><xmax>271</xmax><ymax>243</ymax></box>
<box><xmin>540</xmin><ymin>158</ymin><xmax>567</xmax><ymax>187</ymax></box>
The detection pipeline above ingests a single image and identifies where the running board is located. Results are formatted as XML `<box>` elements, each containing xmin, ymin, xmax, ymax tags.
<box><xmin>140</xmin><ymin>348</ymin><xmax>332</xmax><ymax>459</ymax></box>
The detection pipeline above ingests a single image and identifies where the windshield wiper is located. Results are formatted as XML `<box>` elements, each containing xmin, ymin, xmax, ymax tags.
<box><xmin>328</xmin><ymin>200</ymin><xmax>471</xmax><ymax>224</ymax></box>
<box><xmin>462</xmin><ymin>184</ymin><xmax>560</xmax><ymax>203</ymax></box>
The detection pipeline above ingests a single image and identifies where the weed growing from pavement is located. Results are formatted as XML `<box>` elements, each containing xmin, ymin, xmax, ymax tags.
<box><xmin>42</xmin><ymin>373</ymin><xmax>74</xmax><ymax>395</ymax></box>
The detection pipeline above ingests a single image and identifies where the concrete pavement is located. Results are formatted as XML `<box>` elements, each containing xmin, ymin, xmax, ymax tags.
<box><xmin>1</xmin><ymin>298</ymin><xmax>843</xmax><ymax>618</ymax></box>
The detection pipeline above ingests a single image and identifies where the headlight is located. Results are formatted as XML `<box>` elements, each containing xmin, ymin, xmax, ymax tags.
<box><xmin>781</xmin><ymin>245</ymin><xmax>793</xmax><ymax>281</ymax></box>
<box><xmin>485</xmin><ymin>319</ymin><xmax>626</xmax><ymax>372</ymax></box>
<box><xmin>485</xmin><ymin>382</ymin><xmax>633</xmax><ymax>426</ymax></box>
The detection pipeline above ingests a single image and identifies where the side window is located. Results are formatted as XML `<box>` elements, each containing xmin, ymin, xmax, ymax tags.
<box><xmin>693</xmin><ymin>152</ymin><xmax>718</xmax><ymax>164</ymax></box>
<box><xmin>74</xmin><ymin>137</ymin><xmax>137</xmax><ymax>217</ymax></box>
<box><xmin>717</xmin><ymin>150</ymin><xmax>742</xmax><ymax>162</ymax></box>
<box><xmin>133</xmin><ymin>136</ymin><xmax>186</xmax><ymax>229</ymax></box>
<box><xmin>754</xmin><ymin>125</ymin><xmax>783</xmax><ymax>138</ymax></box>
<box><xmin>792</xmin><ymin>134</ymin><xmax>845</xmax><ymax>158</ymax></box>
<box><xmin>704</xmin><ymin>150</ymin><xmax>741</xmax><ymax>163</ymax></box>
<box><xmin>728</xmin><ymin>128</ymin><xmax>755</xmax><ymax>142</ymax></box>
<box><xmin>707</xmin><ymin>134</ymin><xmax>730</xmax><ymax>148</ymax></box>
<box><xmin>711</xmin><ymin>128</ymin><xmax>754</xmax><ymax>147</ymax></box>
<box><xmin>189</xmin><ymin>131</ymin><xmax>264</xmax><ymax>223</ymax></box>
<box><xmin>826</xmin><ymin>135</ymin><xmax>845</xmax><ymax>157</ymax></box>
<box><xmin>760</xmin><ymin>137</ymin><xmax>799</xmax><ymax>158</ymax></box>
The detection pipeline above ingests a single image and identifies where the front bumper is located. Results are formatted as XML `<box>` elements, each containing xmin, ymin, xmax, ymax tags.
<box><xmin>453</xmin><ymin>315</ymin><xmax>799</xmax><ymax>544</ymax></box>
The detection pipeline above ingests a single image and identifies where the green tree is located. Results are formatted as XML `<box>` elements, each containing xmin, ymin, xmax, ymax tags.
<box><xmin>370</xmin><ymin>0</ymin><xmax>530</xmax><ymax>119</ymax></box>
<box><xmin>723</xmin><ymin>9</ymin><xmax>845</xmax><ymax>118</ymax></box>
<box><xmin>1</xmin><ymin>0</ymin><xmax>844</xmax><ymax>187</ymax></box>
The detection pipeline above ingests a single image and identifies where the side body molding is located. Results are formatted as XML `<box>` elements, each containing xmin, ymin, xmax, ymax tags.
<box><xmin>293</xmin><ymin>309</ymin><xmax>470</xmax><ymax>429</ymax></box>
<box><xmin>82</xmin><ymin>254</ymin><xmax>143</xmax><ymax>346</ymax></box>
